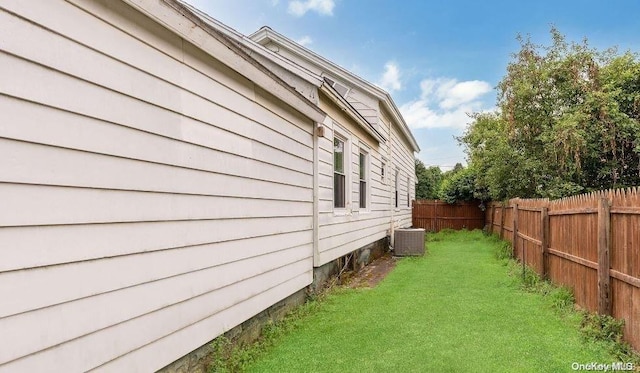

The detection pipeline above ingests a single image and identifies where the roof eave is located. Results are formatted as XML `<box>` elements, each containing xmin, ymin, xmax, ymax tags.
<box><xmin>177</xmin><ymin>4</ymin><xmax>323</xmax><ymax>88</ymax></box>
<box><xmin>319</xmin><ymin>83</ymin><xmax>386</xmax><ymax>144</ymax></box>
<box><xmin>122</xmin><ymin>0</ymin><xmax>326</xmax><ymax>124</ymax></box>
<box><xmin>250</xmin><ymin>27</ymin><xmax>419</xmax><ymax>152</ymax></box>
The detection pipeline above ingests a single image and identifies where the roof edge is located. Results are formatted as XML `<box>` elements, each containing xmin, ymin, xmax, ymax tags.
<box><xmin>177</xmin><ymin>2</ymin><xmax>323</xmax><ymax>88</ymax></box>
<box><xmin>122</xmin><ymin>0</ymin><xmax>326</xmax><ymax>124</ymax></box>
<box><xmin>250</xmin><ymin>27</ymin><xmax>419</xmax><ymax>152</ymax></box>
<box><xmin>320</xmin><ymin>81</ymin><xmax>386</xmax><ymax>144</ymax></box>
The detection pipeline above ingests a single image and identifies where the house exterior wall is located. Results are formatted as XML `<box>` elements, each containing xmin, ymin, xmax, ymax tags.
<box><xmin>316</xmin><ymin>92</ymin><xmax>391</xmax><ymax>266</ymax></box>
<box><xmin>380</xmin><ymin>106</ymin><xmax>415</xmax><ymax>233</ymax></box>
<box><xmin>0</xmin><ymin>1</ymin><xmax>314</xmax><ymax>372</ymax></box>
<box><xmin>345</xmin><ymin>89</ymin><xmax>380</xmax><ymax>130</ymax></box>
<box><xmin>252</xmin><ymin>40</ymin><xmax>418</xmax><ymax>264</ymax></box>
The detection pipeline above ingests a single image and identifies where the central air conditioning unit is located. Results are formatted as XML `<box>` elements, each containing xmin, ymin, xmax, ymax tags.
<box><xmin>394</xmin><ymin>228</ymin><xmax>426</xmax><ymax>256</ymax></box>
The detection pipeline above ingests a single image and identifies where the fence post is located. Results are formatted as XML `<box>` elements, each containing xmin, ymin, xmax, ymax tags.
<box><xmin>541</xmin><ymin>206</ymin><xmax>549</xmax><ymax>280</ymax></box>
<box><xmin>500</xmin><ymin>204</ymin><xmax>505</xmax><ymax>240</ymax></box>
<box><xmin>484</xmin><ymin>205</ymin><xmax>493</xmax><ymax>234</ymax></box>
<box><xmin>489</xmin><ymin>204</ymin><xmax>495</xmax><ymax>234</ymax></box>
<box><xmin>513</xmin><ymin>202</ymin><xmax>519</xmax><ymax>259</ymax></box>
<box><xmin>412</xmin><ymin>201</ymin><xmax>416</xmax><ymax>227</ymax></box>
<box><xmin>432</xmin><ymin>202</ymin><xmax>436</xmax><ymax>232</ymax></box>
<box><xmin>490</xmin><ymin>202</ymin><xmax>496</xmax><ymax>234</ymax></box>
<box><xmin>597</xmin><ymin>197</ymin><xmax>611</xmax><ymax>316</ymax></box>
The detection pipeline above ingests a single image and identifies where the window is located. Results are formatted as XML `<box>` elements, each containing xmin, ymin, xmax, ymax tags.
<box><xmin>359</xmin><ymin>151</ymin><xmax>367</xmax><ymax>209</ymax></box>
<box><xmin>334</xmin><ymin>137</ymin><xmax>346</xmax><ymax>208</ymax></box>
<box><xmin>407</xmin><ymin>176</ymin><xmax>411</xmax><ymax>207</ymax></box>
<box><xmin>394</xmin><ymin>169</ymin><xmax>399</xmax><ymax>208</ymax></box>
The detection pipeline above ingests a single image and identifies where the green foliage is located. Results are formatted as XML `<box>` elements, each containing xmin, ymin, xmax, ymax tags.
<box><xmin>549</xmin><ymin>286</ymin><xmax>575</xmax><ymax>312</ymax></box>
<box><xmin>492</xmin><ymin>239</ymin><xmax>513</xmax><ymax>262</ymax></box>
<box><xmin>581</xmin><ymin>314</ymin><xmax>625</xmax><ymax>343</ymax></box>
<box><xmin>461</xmin><ymin>28</ymin><xmax>640</xmax><ymax>199</ymax></box>
<box><xmin>438</xmin><ymin>166</ymin><xmax>488</xmax><ymax>203</ymax></box>
<box><xmin>415</xmin><ymin>159</ymin><xmax>443</xmax><ymax>199</ymax></box>
<box><xmin>208</xmin><ymin>336</ymin><xmax>234</xmax><ymax>373</ymax></box>
<box><xmin>580</xmin><ymin>313</ymin><xmax>640</xmax><ymax>364</ymax></box>
<box><xmin>207</xmin><ymin>299</ymin><xmax>324</xmax><ymax>372</ymax></box>
<box><xmin>427</xmin><ymin>228</ymin><xmax>462</xmax><ymax>241</ymax></box>
<box><xmin>501</xmin><ymin>248</ymin><xmax>576</xmax><ymax>315</ymax></box>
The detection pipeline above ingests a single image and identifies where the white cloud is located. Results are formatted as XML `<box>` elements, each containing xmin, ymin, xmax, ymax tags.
<box><xmin>297</xmin><ymin>35</ymin><xmax>313</xmax><ymax>46</ymax></box>
<box><xmin>400</xmin><ymin>78</ymin><xmax>493</xmax><ymax>129</ymax></box>
<box><xmin>271</xmin><ymin>0</ymin><xmax>280</xmax><ymax>5</ymax></box>
<box><xmin>288</xmin><ymin>0</ymin><xmax>335</xmax><ymax>16</ymax></box>
<box><xmin>377</xmin><ymin>62</ymin><xmax>402</xmax><ymax>93</ymax></box>
<box><xmin>437</xmin><ymin>80</ymin><xmax>491</xmax><ymax>109</ymax></box>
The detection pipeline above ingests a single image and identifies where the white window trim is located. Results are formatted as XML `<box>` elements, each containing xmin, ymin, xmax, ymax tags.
<box><xmin>358</xmin><ymin>147</ymin><xmax>370</xmax><ymax>213</ymax></box>
<box><xmin>333</xmin><ymin>128</ymin><xmax>350</xmax><ymax>216</ymax></box>
<box><xmin>381</xmin><ymin>156</ymin><xmax>388</xmax><ymax>185</ymax></box>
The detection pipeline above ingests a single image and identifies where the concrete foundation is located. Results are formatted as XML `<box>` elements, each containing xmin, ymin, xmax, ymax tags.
<box><xmin>310</xmin><ymin>236</ymin><xmax>390</xmax><ymax>291</ymax></box>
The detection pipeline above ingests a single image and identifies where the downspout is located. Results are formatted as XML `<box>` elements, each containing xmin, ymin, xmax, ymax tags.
<box><xmin>388</xmin><ymin>114</ymin><xmax>395</xmax><ymax>248</ymax></box>
<box><xmin>313</xmin><ymin>122</ymin><xmax>320</xmax><ymax>267</ymax></box>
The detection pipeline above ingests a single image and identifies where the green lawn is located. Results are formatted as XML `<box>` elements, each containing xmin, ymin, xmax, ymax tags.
<box><xmin>246</xmin><ymin>230</ymin><xmax>612</xmax><ymax>372</ymax></box>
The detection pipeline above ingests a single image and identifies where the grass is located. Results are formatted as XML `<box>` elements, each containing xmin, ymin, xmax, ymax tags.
<box><xmin>228</xmin><ymin>230</ymin><xmax>626</xmax><ymax>372</ymax></box>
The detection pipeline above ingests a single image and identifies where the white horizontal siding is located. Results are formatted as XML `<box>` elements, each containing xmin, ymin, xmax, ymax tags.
<box><xmin>314</xmin><ymin>100</ymin><xmax>391</xmax><ymax>266</ymax></box>
<box><xmin>0</xmin><ymin>1</ymin><xmax>314</xmax><ymax>372</ymax></box>
<box><xmin>1</xmin><ymin>137</ymin><xmax>312</xmax><ymax>202</ymax></box>
<box><xmin>0</xmin><ymin>232</ymin><xmax>312</xmax><ymax>319</ymax></box>
<box><xmin>319</xmin><ymin>219</ymin><xmax>388</xmax><ymax>252</ymax></box>
<box><xmin>94</xmin><ymin>271</ymin><xmax>311</xmax><ymax>373</ymax></box>
<box><xmin>345</xmin><ymin>89</ymin><xmax>379</xmax><ymax>129</ymax></box>
<box><xmin>318</xmin><ymin>230</ymin><xmax>387</xmax><ymax>266</ymax></box>
<box><xmin>2</xmin><ymin>263</ymin><xmax>312</xmax><ymax>373</ymax></box>
<box><xmin>319</xmin><ymin>214</ymin><xmax>389</xmax><ymax>240</ymax></box>
<box><xmin>0</xmin><ymin>98</ymin><xmax>310</xmax><ymax>190</ymax></box>
<box><xmin>0</xmin><ymin>184</ymin><xmax>312</xmax><ymax>227</ymax></box>
<box><xmin>390</xmin><ymin>123</ymin><xmax>415</xmax><ymax>229</ymax></box>
<box><xmin>0</xmin><ymin>10</ymin><xmax>312</xmax><ymax>149</ymax></box>
<box><xmin>0</xmin><ymin>217</ymin><xmax>310</xmax><ymax>272</ymax></box>
<box><xmin>0</xmin><ymin>245</ymin><xmax>311</xmax><ymax>363</ymax></box>
<box><xmin>310</xmin><ymin>74</ymin><xmax>416</xmax><ymax>267</ymax></box>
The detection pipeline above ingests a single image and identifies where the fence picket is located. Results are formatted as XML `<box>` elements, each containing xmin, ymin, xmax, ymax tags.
<box><xmin>484</xmin><ymin>189</ymin><xmax>639</xmax><ymax>351</ymax></box>
<box><xmin>412</xmin><ymin>200</ymin><xmax>485</xmax><ymax>232</ymax></box>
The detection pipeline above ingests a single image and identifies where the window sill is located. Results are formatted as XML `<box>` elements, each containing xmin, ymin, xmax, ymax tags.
<box><xmin>333</xmin><ymin>209</ymin><xmax>349</xmax><ymax>217</ymax></box>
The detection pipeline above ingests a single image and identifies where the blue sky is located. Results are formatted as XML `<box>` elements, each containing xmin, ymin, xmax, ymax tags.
<box><xmin>185</xmin><ymin>0</ymin><xmax>640</xmax><ymax>170</ymax></box>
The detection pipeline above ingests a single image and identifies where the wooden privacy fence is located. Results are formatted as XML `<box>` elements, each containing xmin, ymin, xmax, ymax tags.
<box><xmin>486</xmin><ymin>189</ymin><xmax>640</xmax><ymax>351</ymax></box>
<box><xmin>413</xmin><ymin>200</ymin><xmax>485</xmax><ymax>232</ymax></box>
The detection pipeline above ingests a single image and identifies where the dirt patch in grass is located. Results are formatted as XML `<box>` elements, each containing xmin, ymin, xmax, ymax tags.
<box><xmin>345</xmin><ymin>254</ymin><xmax>397</xmax><ymax>288</ymax></box>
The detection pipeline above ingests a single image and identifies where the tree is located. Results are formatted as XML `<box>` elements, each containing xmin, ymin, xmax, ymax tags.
<box><xmin>438</xmin><ymin>166</ymin><xmax>488</xmax><ymax>204</ymax></box>
<box><xmin>461</xmin><ymin>28</ymin><xmax>640</xmax><ymax>200</ymax></box>
<box><xmin>415</xmin><ymin>159</ymin><xmax>442</xmax><ymax>199</ymax></box>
